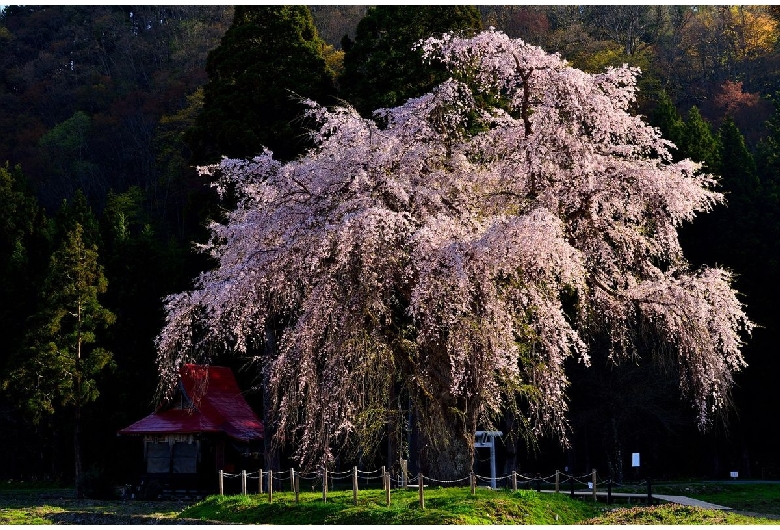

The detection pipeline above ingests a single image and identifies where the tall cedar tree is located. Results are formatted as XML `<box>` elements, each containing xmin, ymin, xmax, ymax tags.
<box><xmin>187</xmin><ymin>6</ymin><xmax>335</xmax><ymax>163</ymax></box>
<box><xmin>340</xmin><ymin>6</ymin><xmax>483</xmax><ymax>116</ymax></box>
<box><xmin>680</xmin><ymin>106</ymin><xmax>720</xmax><ymax>171</ymax></box>
<box><xmin>650</xmin><ymin>91</ymin><xmax>685</xmax><ymax>160</ymax></box>
<box><xmin>4</xmin><ymin>222</ymin><xmax>114</xmax><ymax>496</ymax></box>
<box><xmin>718</xmin><ymin>118</ymin><xmax>759</xmax><ymax>200</ymax></box>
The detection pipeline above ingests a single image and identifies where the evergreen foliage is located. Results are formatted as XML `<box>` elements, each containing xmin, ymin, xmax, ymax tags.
<box><xmin>3</xmin><ymin>221</ymin><xmax>114</xmax><ymax>495</ymax></box>
<box><xmin>651</xmin><ymin>91</ymin><xmax>685</xmax><ymax>158</ymax></box>
<box><xmin>7</xmin><ymin>223</ymin><xmax>115</xmax><ymax>420</ymax></box>
<box><xmin>757</xmin><ymin>97</ymin><xmax>780</xmax><ymax>189</ymax></box>
<box><xmin>340</xmin><ymin>6</ymin><xmax>482</xmax><ymax>116</ymax></box>
<box><xmin>0</xmin><ymin>164</ymin><xmax>50</xmax><ymax>375</ymax></box>
<box><xmin>718</xmin><ymin>118</ymin><xmax>759</xmax><ymax>199</ymax></box>
<box><xmin>188</xmin><ymin>6</ymin><xmax>336</xmax><ymax>163</ymax></box>
<box><xmin>680</xmin><ymin>106</ymin><xmax>720</xmax><ymax>170</ymax></box>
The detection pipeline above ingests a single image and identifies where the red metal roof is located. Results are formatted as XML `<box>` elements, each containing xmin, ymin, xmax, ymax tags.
<box><xmin>118</xmin><ymin>364</ymin><xmax>263</xmax><ymax>442</ymax></box>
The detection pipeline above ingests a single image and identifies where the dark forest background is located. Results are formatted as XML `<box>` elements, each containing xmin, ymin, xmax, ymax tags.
<box><xmin>2</xmin><ymin>5</ymin><xmax>780</xmax><ymax>493</ymax></box>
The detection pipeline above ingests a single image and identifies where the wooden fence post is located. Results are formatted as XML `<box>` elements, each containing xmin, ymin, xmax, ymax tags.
<box><xmin>592</xmin><ymin>469</ymin><xmax>597</xmax><ymax>502</ymax></box>
<box><xmin>555</xmin><ymin>470</ymin><xmax>559</xmax><ymax>493</ymax></box>
<box><xmin>218</xmin><ymin>470</ymin><xmax>224</xmax><ymax>496</ymax></box>
<box><xmin>470</xmin><ymin>472</ymin><xmax>476</xmax><ymax>494</ymax></box>
<box><xmin>322</xmin><ymin>468</ymin><xmax>328</xmax><ymax>503</ymax></box>
<box><xmin>401</xmin><ymin>459</ymin><xmax>408</xmax><ymax>489</ymax></box>
<box><xmin>241</xmin><ymin>470</ymin><xmax>247</xmax><ymax>495</ymax></box>
<box><xmin>267</xmin><ymin>469</ymin><xmax>273</xmax><ymax>503</ymax></box>
<box><xmin>259</xmin><ymin>468</ymin><xmax>263</xmax><ymax>494</ymax></box>
<box><xmin>290</xmin><ymin>468</ymin><xmax>295</xmax><ymax>495</ymax></box>
<box><xmin>295</xmin><ymin>472</ymin><xmax>300</xmax><ymax>504</ymax></box>
<box><xmin>512</xmin><ymin>471</ymin><xmax>517</xmax><ymax>492</ymax></box>
<box><xmin>353</xmin><ymin>466</ymin><xmax>358</xmax><ymax>506</ymax></box>
<box><xmin>418</xmin><ymin>473</ymin><xmax>424</xmax><ymax>509</ymax></box>
<box><xmin>385</xmin><ymin>472</ymin><xmax>391</xmax><ymax>506</ymax></box>
<box><xmin>570</xmin><ymin>475</ymin><xmax>575</xmax><ymax>498</ymax></box>
<box><xmin>647</xmin><ymin>476</ymin><xmax>652</xmax><ymax>505</ymax></box>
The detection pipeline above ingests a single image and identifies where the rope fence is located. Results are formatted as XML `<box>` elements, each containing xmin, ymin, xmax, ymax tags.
<box><xmin>215</xmin><ymin>467</ymin><xmax>654</xmax><ymax>508</ymax></box>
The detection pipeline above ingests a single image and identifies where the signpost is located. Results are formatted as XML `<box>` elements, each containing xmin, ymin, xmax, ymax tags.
<box><xmin>632</xmin><ymin>452</ymin><xmax>651</xmax><ymax>505</ymax></box>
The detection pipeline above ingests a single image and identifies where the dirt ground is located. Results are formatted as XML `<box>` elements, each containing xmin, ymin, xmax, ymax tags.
<box><xmin>0</xmin><ymin>489</ymin><xmax>220</xmax><ymax>525</ymax></box>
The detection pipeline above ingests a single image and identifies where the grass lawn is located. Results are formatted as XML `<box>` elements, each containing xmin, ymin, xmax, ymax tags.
<box><xmin>663</xmin><ymin>482</ymin><xmax>780</xmax><ymax>515</ymax></box>
<box><xmin>0</xmin><ymin>486</ymin><xmax>191</xmax><ymax>525</ymax></box>
<box><xmin>180</xmin><ymin>485</ymin><xmax>780</xmax><ymax>525</ymax></box>
<box><xmin>2</xmin><ymin>481</ymin><xmax>780</xmax><ymax>524</ymax></box>
<box><xmin>616</xmin><ymin>481</ymin><xmax>780</xmax><ymax>515</ymax></box>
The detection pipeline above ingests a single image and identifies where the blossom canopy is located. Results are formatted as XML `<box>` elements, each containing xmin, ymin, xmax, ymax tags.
<box><xmin>157</xmin><ymin>29</ymin><xmax>752</xmax><ymax>473</ymax></box>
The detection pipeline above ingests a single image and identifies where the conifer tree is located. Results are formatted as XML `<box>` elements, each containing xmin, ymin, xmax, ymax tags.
<box><xmin>4</xmin><ymin>222</ymin><xmax>115</xmax><ymax>496</ymax></box>
<box><xmin>340</xmin><ymin>6</ymin><xmax>482</xmax><ymax>116</ymax></box>
<box><xmin>187</xmin><ymin>6</ymin><xmax>336</xmax><ymax>163</ymax></box>
<box><xmin>718</xmin><ymin>117</ymin><xmax>759</xmax><ymax>200</ymax></box>
<box><xmin>651</xmin><ymin>91</ymin><xmax>684</xmax><ymax>159</ymax></box>
<box><xmin>757</xmin><ymin>99</ymin><xmax>780</xmax><ymax>190</ymax></box>
<box><xmin>682</xmin><ymin>118</ymin><xmax>757</xmax><ymax>261</ymax></box>
<box><xmin>680</xmin><ymin>106</ymin><xmax>719</xmax><ymax>171</ymax></box>
<box><xmin>53</xmin><ymin>189</ymin><xmax>101</xmax><ymax>251</ymax></box>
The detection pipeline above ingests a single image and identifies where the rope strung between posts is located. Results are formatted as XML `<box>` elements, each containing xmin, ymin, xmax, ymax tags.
<box><xmin>326</xmin><ymin>469</ymin><xmax>353</xmax><ymax>479</ymax></box>
<box><xmin>233</xmin><ymin>468</ymin><xmax>582</xmax><ymax>482</ymax></box>
<box><xmin>218</xmin><ymin>467</ymin><xmax>640</xmax><ymax>494</ymax></box>
<box><xmin>558</xmin><ymin>473</ymin><xmax>593</xmax><ymax>485</ymax></box>
<box><xmin>425</xmin><ymin>475</ymin><xmax>470</xmax><ymax>485</ymax></box>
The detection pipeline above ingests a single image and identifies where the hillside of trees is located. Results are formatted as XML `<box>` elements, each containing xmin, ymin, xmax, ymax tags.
<box><xmin>2</xmin><ymin>5</ymin><xmax>780</xmax><ymax>490</ymax></box>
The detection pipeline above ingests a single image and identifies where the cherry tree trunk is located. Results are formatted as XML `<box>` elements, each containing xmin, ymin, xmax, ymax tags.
<box><xmin>413</xmin><ymin>394</ymin><xmax>477</xmax><ymax>481</ymax></box>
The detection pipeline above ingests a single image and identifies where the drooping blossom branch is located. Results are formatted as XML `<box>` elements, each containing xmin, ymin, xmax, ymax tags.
<box><xmin>156</xmin><ymin>29</ymin><xmax>752</xmax><ymax>473</ymax></box>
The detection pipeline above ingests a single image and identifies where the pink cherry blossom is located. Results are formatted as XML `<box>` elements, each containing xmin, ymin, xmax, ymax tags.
<box><xmin>157</xmin><ymin>29</ymin><xmax>751</xmax><ymax>472</ymax></box>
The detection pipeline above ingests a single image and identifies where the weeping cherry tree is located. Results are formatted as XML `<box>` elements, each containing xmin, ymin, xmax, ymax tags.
<box><xmin>156</xmin><ymin>30</ymin><xmax>752</xmax><ymax>479</ymax></box>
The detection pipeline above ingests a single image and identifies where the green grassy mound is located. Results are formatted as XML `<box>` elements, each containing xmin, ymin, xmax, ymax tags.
<box><xmin>179</xmin><ymin>487</ymin><xmax>604</xmax><ymax>525</ymax></box>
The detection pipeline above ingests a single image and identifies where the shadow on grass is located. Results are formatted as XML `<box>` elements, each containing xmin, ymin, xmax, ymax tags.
<box><xmin>47</xmin><ymin>511</ymin><xmax>220</xmax><ymax>525</ymax></box>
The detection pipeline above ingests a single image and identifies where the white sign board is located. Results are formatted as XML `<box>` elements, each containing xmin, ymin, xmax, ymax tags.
<box><xmin>632</xmin><ymin>453</ymin><xmax>640</xmax><ymax>467</ymax></box>
<box><xmin>730</xmin><ymin>471</ymin><xmax>739</xmax><ymax>478</ymax></box>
